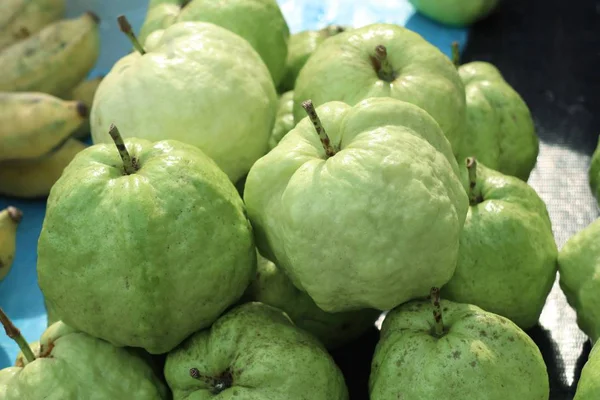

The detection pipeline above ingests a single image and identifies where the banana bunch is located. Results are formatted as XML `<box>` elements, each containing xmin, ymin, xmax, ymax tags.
<box><xmin>0</xmin><ymin>2</ymin><xmax>103</xmax><ymax>199</ymax></box>
<box><xmin>0</xmin><ymin>206</ymin><xmax>22</xmax><ymax>281</ymax></box>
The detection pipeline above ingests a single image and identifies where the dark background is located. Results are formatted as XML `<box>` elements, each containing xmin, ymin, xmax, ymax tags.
<box><xmin>333</xmin><ymin>1</ymin><xmax>600</xmax><ymax>399</ymax></box>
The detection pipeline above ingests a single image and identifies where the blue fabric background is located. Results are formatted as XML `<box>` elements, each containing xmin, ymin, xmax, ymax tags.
<box><xmin>0</xmin><ymin>0</ymin><xmax>467</xmax><ymax>367</ymax></box>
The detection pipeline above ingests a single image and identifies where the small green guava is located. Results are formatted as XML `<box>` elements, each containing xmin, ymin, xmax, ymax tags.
<box><xmin>37</xmin><ymin>127</ymin><xmax>256</xmax><ymax>354</ymax></box>
<box><xmin>244</xmin><ymin>253</ymin><xmax>380</xmax><ymax>349</ymax></box>
<box><xmin>574</xmin><ymin>341</ymin><xmax>600</xmax><ymax>399</ymax></box>
<box><xmin>442</xmin><ymin>159</ymin><xmax>558</xmax><ymax>329</ymax></box>
<box><xmin>244</xmin><ymin>97</ymin><xmax>468</xmax><ymax>312</ymax></box>
<box><xmin>589</xmin><ymin>136</ymin><xmax>600</xmax><ymax>205</ymax></box>
<box><xmin>293</xmin><ymin>23</ymin><xmax>466</xmax><ymax>154</ymax></box>
<box><xmin>408</xmin><ymin>0</ymin><xmax>500</xmax><ymax>27</ymax></box>
<box><xmin>558</xmin><ymin>218</ymin><xmax>600</xmax><ymax>342</ymax></box>
<box><xmin>164</xmin><ymin>302</ymin><xmax>349</xmax><ymax>399</ymax></box>
<box><xmin>0</xmin><ymin>312</ymin><xmax>168</xmax><ymax>399</ymax></box>
<box><xmin>369</xmin><ymin>289</ymin><xmax>549</xmax><ymax>400</ymax></box>
<box><xmin>269</xmin><ymin>91</ymin><xmax>295</xmax><ymax>150</ymax></box>
<box><xmin>279</xmin><ymin>25</ymin><xmax>347</xmax><ymax>92</ymax></box>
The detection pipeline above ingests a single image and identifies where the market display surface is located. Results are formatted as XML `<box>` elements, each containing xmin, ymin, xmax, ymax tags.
<box><xmin>0</xmin><ymin>0</ymin><xmax>597</xmax><ymax>399</ymax></box>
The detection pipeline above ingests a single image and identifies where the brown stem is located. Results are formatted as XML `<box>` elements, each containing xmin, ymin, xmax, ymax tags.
<box><xmin>451</xmin><ymin>41</ymin><xmax>460</xmax><ymax>68</ymax></box>
<box><xmin>430</xmin><ymin>287</ymin><xmax>445</xmax><ymax>338</ymax></box>
<box><xmin>302</xmin><ymin>100</ymin><xmax>336</xmax><ymax>158</ymax></box>
<box><xmin>117</xmin><ymin>15</ymin><xmax>146</xmax><ymax>55</ymax></box>
<box><xmin>466</xmin><ymin>157</ymin><xmax>482</xmax><ymax>205</ymax></box>
<box><xmin>108</xmin><ymin>124</ymin><xmax>137</xmax><ymax>175</ymax></box>
<box><xmin>0</xmin><ymin>308</ymin><xmax>35</xmax><ymax>363</ymax></box>
<box><xmin>372</xmin><ymin>45</ymin><xmax>396</xmax><ymax>82</ymax></box>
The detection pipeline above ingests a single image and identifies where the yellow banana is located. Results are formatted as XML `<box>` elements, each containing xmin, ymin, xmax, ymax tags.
<box><xmin>0</xmin><ymin>12</ymin><xmax>100</xmax><ymax>96</ymax></box>
<box><xmin>0</xmin><ymin>0</ymin><xmax>66</xmax><ymax>51</ymax></box>
<box><xmin>0</xmin><ymin>206</ymin><xmax>22</xmax><ymax>281</ymax></box>
<box><xmin>0</xmin><ymin>92</ymin><xmax>87</xmax><ymax>161</ymax></box>
<box><xmin>65</xmin><ymin>76</ymin><xmax>103</xmax><ymax>138</ymax></box>
<box><xmin>138</xmin><ymin>0</ymin><xmax>187</xmax><ymax>46</ymax></box>
<box><xmin>0</xmin><ymin>139</ymin><xmax>87</xmax><ymax>198</ymax></box>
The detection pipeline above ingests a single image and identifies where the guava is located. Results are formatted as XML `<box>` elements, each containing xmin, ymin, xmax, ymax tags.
<box><xmin>37</xmin><ymin>127</ymin><xmax>256</xmax><ymax>354</ymax></box>
<box><xmin>245</xmin><ymin>253</ymin><xmax>380</xmax><ymax>349</ymax></box>
<box><xmin>558</xmin><ymin>218</ymin><xmax>600</xmax><ymax>342</ymax></box>
<box><xmin>442</xmin><ymin>159</ymin><xmax>557</xmax><ymax>329</ymax></box>
<box><xmin>590</xmin><ymin>136</ymin><xmax>600</xmax><ymax>205</ymax></box>
<box><xmin>293</xmin><ymin>23</ymin><xmax>466</xmax><ymax>154</ymax></box>
<box><xmin>244</xmin><ymin>97</ymin><xmax>468</xmax><ymax>312</ymax></box>
<box><xmin>176</xmin><ymin>0</ymin><xmax>289</xmax><ymax>86</ymax></box>
<box><xmin>369</xmin><ymin>288</ymin><xmax>549</xmax><ymax>399</ymax></box>
<box><xmin>574</xmin><ymin>341</ymin><xmax>600</xmax><ymax>399</ymax></box>
<box><xmin>457</xmin><ymin>61</ymin><xmax>539</xmax><ymax>181</ymax></box>
<box><xmin>408</xmin><ymin>0</ymin><xmax>500</xmax><ymax>27</ymax></box>
<box><xmin>91</xmin><ymin>21</ymin><xmax>277</xmax><ymax>183</ymax></box>
<box><xmin>279</xmin><ymin>25</ymin><xmax>347</xmax><ymax>92</ymax></box>
<box><xmin>269</xmin><ymin>91</ymin><xmax>295</xmax><ymax>150</ymax></box>
<box><xmin>164</xmin><ymin>302</ymin><xmax>349</xmax><ymax>399</ymax></box>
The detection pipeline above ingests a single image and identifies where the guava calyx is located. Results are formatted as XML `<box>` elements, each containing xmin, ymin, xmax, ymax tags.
<box><xmin>190</xmin><ymin>367</ymin><xmax>235</xmax><ymax>395</ymax></box>
<box><xmin>371</xmin><ymin>45</ymin><xmax>396</xmax><ymax>82</ymax></box>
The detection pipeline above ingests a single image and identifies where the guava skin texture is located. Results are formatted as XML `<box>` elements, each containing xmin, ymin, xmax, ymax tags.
<box><xmin>369</xmin><ymin>299</ymin><xmax>549</xmax><ymax>400</ymax></box>
<box><xmin>245</xmin><ymin>253</ymin><xmax>380</xmax><ymax>349</ymax></box>
<box><xmin>293</xmin><ymin>23</ymin><xmax>466</xmax><ymax>155</ymax></box>
<box><xmin>269</xmin><ymin>91</ymin><xmax>295</xmax><ymax>150</ymax></box>
<box><xmin>408</xmin><ymin>0</ymin><xmax>500</xmax><ymax>27</ymax></box>
<box><xmin>442</xmin><ymin>162</ymin><xmax>558</xmax><ymax>329</ymax></box>
<box><xmin>458</xmin><ymin>62</ymin><xmax>539</xmax><ymax>181</ymax></box>
<box><xmin>279</xmin><ymin>25</ymin><xmax>347</xmax><ymax>92</ymax></box>
<box><xmin>0</xmin><ymin>322</ymin><xmax>169</xmax><ymax>400</ymax></box>
<box><xmin>590</xmin><ymin>136</ymin><xmax>600</xmax><ymax>205</ymax></box>
<box><xmin>164</xmin><ymin>302</ymin><xmax>349</xmax><ymax>400</ymax></box>
<box><xmin>176</xmin><ymin>0</ymin><xmax>289</xmax><ymax>86</ymax></box>
<box><xmin>244</xmin><ymin>97</ymin><xmax>469</xmax><ymax>312</ymax></box>
<box><xmin>37</xmin><ymin>138</ymin><xmax>256</xmax><ymax>354</ymax></box>
<box><xmin>558</xmin><ymin>218</ymin><xmax>600</xmax><ymax>342</ymax></box>
<box><xmin>91</xmin><ymin>22</ymin><xmax>278</xmax><ymax>183</ymax></box>
<box><xmin>574</xmin><ymin>341</ymin><xmax>600</xmax><ymax>399</ymax></box>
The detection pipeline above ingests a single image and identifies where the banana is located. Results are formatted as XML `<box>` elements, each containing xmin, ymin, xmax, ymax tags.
<box><xmin>0</xmin><ymin>206</ymin><xmax>22</xmax><ymax>281</ymax></box>
<box><xmin>0</xmin><ymin>91</ymin><xmax>87</xmax><ymax>161</ymax></box>
<box><xmin>138</xmin><ymin>0</ymin><xmax>188</xmax><ymax>46</ymax></box>
<box><xmin>0</xmin><ymin>12</ymin><xmax>100</xmax><ymax>96</ymax></box>
<box><xmin>65</xmin><ymin>76</ymin><xmax>103</xmax><ymax>138</ymax></box>
<box><xmin>0</xmin><ymin>139</ymin><xmax>87</xmax><ymax>198</ymax></box>
<box><xmin>0</xmin><ymin>0</ymin><xmax>66</xmax><ymax>51</ymax></box>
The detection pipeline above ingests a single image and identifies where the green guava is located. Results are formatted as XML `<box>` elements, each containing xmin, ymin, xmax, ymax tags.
<box><xmin>408</xmin><ymin>0</ymin><xmax>500</xmax><ymax>27</ymax></box>
<box><xmin>293</xmin><ymin>23</ymin><xmax>466</xmax><ymax>154</ymax></box>
<box><xmin>457</xmin><ymin>62</ymin><xmax>539</xmax><ymax>180</ymax></box>
<box><xmin>37</xmin><ymin>131</ymin><xmax>256</xmax><ymax>354</ymax></box>
<box><xmin>574</xmin><ymin>341</ymin><xmax>600</xmax><ymax>399</ymax></box>
<box><xmin>91</xmin><ymin>21</ymin><xmax>277</xmax><ymax>183</ymax></box>
<box><xmin>279</xmin><ymin>25</ymin><xmax>347</xmax><ymax>92</ymax></box>
<box><xmin>0</xmin><ymin>321</ymin><xmax>168</xmax><ymax>399</ymax></box>
<box><xmin>369</xmin><ymin>290</ymin><xmax>549</xmax><ymax>399</ymax></box>
<box><xmin>269</xmin><ymin>91</ymin><xmax>295</xmax><ymax>150</ymax></box>
<box><xmin>590</xmin><ymin>136</ymin><xmax>600</xmax><ymax>205</ymax></box>
<box><xmin>244</xmin><ymin>97</ymin><xmax>468</xmax><ymax>312</ymax></box>
<box><xmin>138</xmin><ymin>0</ymin><xmax>186</xmax><ymax>46</ymax></box>
<box><xmin>558</xmin><ymin>218</ymin><xmax>600</xmax><ymax>342</ymax></box>
<box><xmin>442</xmin><ymin>159</ymin><xmax>557</xmax><ymax>329</ymax></box>
<box><xmin>244</xmin><ymin>253</ymin><xmax>380</xmax><ymax>349</ymax></box>
<box><xmin>176</xmin><ymin>0</ymin><xmax>289</xmax><ymax>86</ymax></box>
<box><xmin>164</xmin><ymin>302</ymin><xmax>349</xmax><ymax>399</ymax></box>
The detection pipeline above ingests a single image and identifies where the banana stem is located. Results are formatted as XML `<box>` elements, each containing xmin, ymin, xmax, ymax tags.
<box><xmin>0</xmin><ymin>308</ymin><xmax>35</xmax><ymax>363</ymax></box>
<box><xmin>117</xmin><ymin>15</ymin><xmax>147</xmax><ymax>55</ymax></box>
<box><xmin>430</xmin><ymin>287</ymin><xmax>445</xmax><ymax>338</ymax></box>
<box><xmin>302</xmin><ymin>100</ymin><xmax>336</xmax><ymax>158</ymax></box>
<box><xmin>451</xmin><ymin>41</ymin><xmax>460</xmax><ymax>68</ymax></box>
<box><xmin>108</xmin><ymin>124</ymin><xmax>137</xmax><ymax>175</ymax></box>
<box><xmin>466</xmin><ymin>157</ymin><xmax>482</xmax><ymax>205</ymax></box>
<box><xmin>6</xmin><ymin>207</ymin><xmax>23</xmax><ymax>224</ymax></box>
<box><xmin>372</xmin><ymin>45</ymin><xmax>396</xmax><ymax>82</ymax></box>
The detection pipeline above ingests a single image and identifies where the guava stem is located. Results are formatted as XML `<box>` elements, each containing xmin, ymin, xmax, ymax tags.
<box><xmin>108</xmin><ymin>124</ymin><xmax>137</xmax><ymax>175</ymax></box>
<box><xmin>466</xmin><ymin>157</ymin><xmax>481</xmax><ymax>205</ymax></box>
<box><xmin>451</xmin><ymin>41</ymin><xmax>460</xmax><ymax>68</ymax></box>
<box><xmin>430</xmin><ymin>287</ymin><xmax>445</xmax><ymax>338</ymax></box>
<box><xmin>0</xmin><ymin>308</ymin><xmax>35</xmax><ymax>363</ymax></box>
<box><xmin>117</xmin><ymin>15</ymin><xmax>146</xmax><ymax>55</ymax></box>
<box><xmin>302</xmin><ymin>100</ymin><xmax>337</xmax><ymax>158</ymax></box>
<box><xmin>372</xmin><ymin>45</ymin><xmax>396</xmax><ymax>82</ymax></box>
